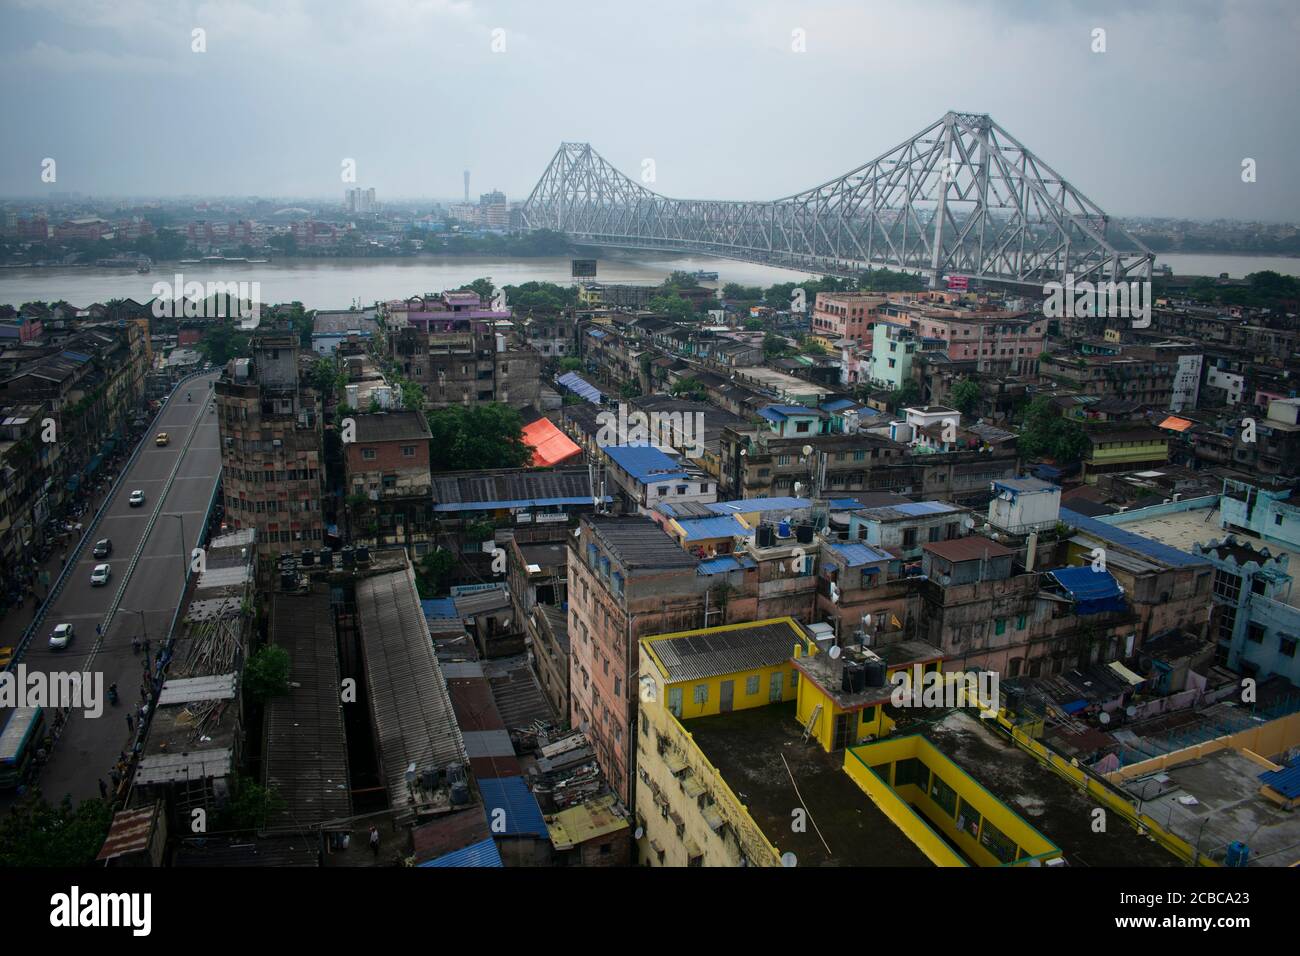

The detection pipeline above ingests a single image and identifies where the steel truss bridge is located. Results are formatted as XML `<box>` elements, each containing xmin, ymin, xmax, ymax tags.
<box><xmin>522</xmin><ymin>111</ymin><xmax>1152</xmax><ymax>289</ymax></box>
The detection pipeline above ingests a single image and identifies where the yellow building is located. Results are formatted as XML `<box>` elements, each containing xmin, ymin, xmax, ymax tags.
<box><xmin>844</xmin><ymin>734</ymin><xmax>1061</xmax><ymax>866</ymax></box>
<box><xmin>636</xmin><ymin>618</ymin><xmax>810</xmax><ymax>866</ymax></box>
<box><xmin>793</xmin><ymin>639</ymin><xmax>944</xmax><ymax>752</ymax></box>
<box><xmin>1083</xmin><ymin>427</ymin><xmax>1170</xmax><ymax>481</ymax></box>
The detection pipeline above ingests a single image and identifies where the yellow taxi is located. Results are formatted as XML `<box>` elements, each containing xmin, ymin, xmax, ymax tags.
<box><xmin>155</xmin><ymin>432</ymin><xmax>170</xmax><ymax>446</ymax></box>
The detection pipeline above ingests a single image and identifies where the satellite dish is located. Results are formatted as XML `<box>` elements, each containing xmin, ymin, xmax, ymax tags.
<box><xmin>634</xmin><ymin>826</ymin><xmax>645</xmax><ymax>840</ymax></box>
<box><xmin>1125</xmin><ymin>705</ymin><xmax>1137</xmax><ymax>717</ymax></box>
<box><xmin>1098</xmin><ymin>712</ymin><xmax>1111</xmax><ymax>725</ymax></box>
<box><xmin>829</xmin><ymin>645</ymin><xmax>842</xmax><ymax>659</ymax></box>
<box><xmin>802</xmin><ymin>444</ymin><xmax>814</xmax><ymax>457</ymax></box>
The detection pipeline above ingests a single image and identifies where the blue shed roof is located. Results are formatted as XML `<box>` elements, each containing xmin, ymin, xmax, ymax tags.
<box><xmin>828</xmin><ymin>542</ymin><xmax>894</xmax><ymax>567</ymax></box>
<box><xmin>677</xmin><ymin>515</ymin><xmax>747</xmax><ymax>541</ymax></box>
<box><xmin>477</xmin><ymin>776</ymin><xmax>548</xmax><ymax>837</ymax></box>
<box><xmin>556</xmin><ymin>371</ymin><xmax>604</xmax><ymax>405</ymax></box>
<box><xmin>419</xmin><ymin>837</ymin><xmax>503</xmax><ymax>868</ymax></box>
<box><xmin>1060</xmin><ymin>508</ymin><xmax>1207</xmax><ymax>569</ymax></box>
<box><xmin>758</xmin><ymin>404</ymin><xmax>821</xmax><ymax>423</ymax></box>
<box><xmin>604</xmin><ymin>444</ymin><xmax>690</xmax><ymax>483</ymax></box>
<box><xmin>435</xmin><ymin>496</ymin><xmax>609</xmax><ymax>512</ymax></box>
<box><xmin>697</xmin><ymin>554</ymin><xmax>757</xmax><ymax>575</ymax></box>
<box><xmin>1046</xmin><ymin>566</ymin><xmax>1127</xmax><ymax>614</ymax></box>
<box><xmin>707</xmin><ymin>497</ymin><xmax>811</xmax><ymax>515</ymax></box>
<box><xmin>421</xmin><ymin>598</ymin><xmax>458</xmax><ymax>619</ymax></box>
<box><xmin>1259</xmin><ymin>761</ymin><xmax>1300</xmax><ymax>800</ymax></box>
<box><xmin>821</xmin><ymin>398</ymin><xmax>856</xmax><ymax>413</ymax></box>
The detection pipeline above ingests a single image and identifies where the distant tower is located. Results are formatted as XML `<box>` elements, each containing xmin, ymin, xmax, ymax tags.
<box><xmin>463</xmin><ymin>170</ymin><xmax>470</xmax><ymax>203</ymax></box>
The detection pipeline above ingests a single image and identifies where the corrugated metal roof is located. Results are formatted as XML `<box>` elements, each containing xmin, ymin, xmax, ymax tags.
<box><xmin>478</xmin><ymin>776</ymin><xmax>548</xmax><ymax>836</ymax></box>
<box><xmin>706</xmin><ymin>496</ymin><xmax>811</xmax><ymax>515</ymax></box>
<box><xmin>264</xmin><ymin>592</ymin><xmax>352</xmax><ymax>829</ymax></box>
<box><xmin>603</xmin><ymin>444</ymin><xmax>690</xmax><ymax>483</ymax></box>
<box><xmin>1060</xmin><ymin>508</ymin><xmax>1208</xmax><ymax>569</ymax></box>
<box><xmin>697</xmin><ymin>554</ymin><xmax>757</xmax><ymax>575</ymax></box>
<box><xmin>96</xmin><ymin>804</ymin><xmax>160</xmax><ymax>861</ymax></box>
<box><xmin>647</xmin><ymin>620</ymin><xmax>803</xmax><ymax>683</ymax></box>
<box><xmin>419</xmin><ymin>837</ymin><xmax>503</xmax><ymax>867</ymax></box>
<box><xmin>156</xmin><ymin>674</ymin><xmax>237</xmax><ymax>706</ymax></box>
<box><xmin>463</xmin><ymin>729</ymin><xmax>515</xmax><ymax>759</ymax></box>
<box><xmin>556</xmin><ymin>371</ymin><xmax>603</xmax><ymax>405</ymax></box>
<box><xmin>135</xmin><ymin>750</ymin><xmax>233</xmax><ymax>785</ymax></box>
<box><xmin>357</xmin><ymin>569</ymin><xmax>465</xmax><ymax>818</ymax></box>
<box><xmin>828</xmin><ymin>542</ymin><xmax>894</xmax><ymax>567</ymax></box>
<box><xmin>1259</xmin><ymin>761</ymin><xmax>1300</xmax><ymax>800</ymax></box>
<box><xmin>677</xmin><ymin>515</ymin><xmax>746</xmax><ymax>541</ymax></box>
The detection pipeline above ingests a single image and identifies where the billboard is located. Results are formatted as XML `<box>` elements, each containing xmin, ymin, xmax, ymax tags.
<box><xmin>571</xmin><ymin>258</ymin><xmax>598</xmax><ymax>278</ymax></box>
<box><xmin>946</xmin><ymin>275</ymin><xmax>969</xmax><ymax>292</ymax></box>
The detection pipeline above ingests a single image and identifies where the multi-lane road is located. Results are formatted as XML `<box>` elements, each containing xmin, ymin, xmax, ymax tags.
<box><xmin>19</xmin><ymin>371</ymin><xmax>222</xmax><ymax>804</ymax></box>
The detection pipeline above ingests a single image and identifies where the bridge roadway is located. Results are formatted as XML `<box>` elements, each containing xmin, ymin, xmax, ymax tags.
<box><xmin>20</xmin><ymin>371</ymin><xmax>222</xmax><ymax>805</ymax></box>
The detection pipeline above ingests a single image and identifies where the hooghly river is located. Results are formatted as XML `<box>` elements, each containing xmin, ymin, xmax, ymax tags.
<box><xmin>0</xmin><ymin>251</ymin><xmax>1295</xmax><ymax>310</ymax></box>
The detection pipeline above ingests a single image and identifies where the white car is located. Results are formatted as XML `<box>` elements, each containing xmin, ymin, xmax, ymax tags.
<box><xmin>129</xmin><ymin>490</ymin><xmax>146</xmax><ymax>507</ymax></box>
<box><xmin>91</xmin><ymin>564</ymin><xmax>111</xmax><ymax>586</ymax></box>
<box><xmin>49</xmin><ymin>623</ymin><xmax>74</xmax><ymax>650</ymax></box>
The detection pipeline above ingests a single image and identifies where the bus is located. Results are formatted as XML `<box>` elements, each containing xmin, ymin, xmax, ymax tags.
<box><xmin>0</xmin><ymin>707</ymin><xmax>46</xmax><ymax>790</ymax></box>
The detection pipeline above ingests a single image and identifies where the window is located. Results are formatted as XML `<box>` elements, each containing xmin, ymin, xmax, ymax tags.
<box><xmin>401</xmin><ymin>445</ymin><xmax>416</xmax><ymax>457</ymax></box>
<box><xmin>1016</xmin><ymin>615</ymin><xmax>1026</xmax><ymax>630</ymax></box>
<box><xmin>745</xmin><ymin>674</ymin><xmax>760</xmax><ymax>696</ymax></box>
<box><xmin>1280</xmin><ymin>636</ymin><xmax>1297</xmax><ymax>658</ymax></box>
<box><xmin>929</xmin><ymin>775</ymin><xmax>959</xmax><ymax>817</ymax></box>
<box><xmin>995</xmin><ymin>619</ymin><xmax>1006</xmax><ymax>636</ymax></box>
<box><xmin>1246</xmin><ymin>622</ymin><xmax>1265</xmax><ymax>644</ymax></box>
<box><xmin>693</xmin><ymin>684</ymin><xmax>709</xmax><ymax>705</ymax></box>
<box><xmin>362</xmin><ymin>448</ymin><xmax>376</xmax><ymax>460</ymax></box>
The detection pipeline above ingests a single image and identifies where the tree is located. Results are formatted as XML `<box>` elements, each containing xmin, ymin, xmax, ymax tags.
<box><xmin>217</xmin><ymin>774</ymin><xmax>286</xmax><ymax>831</ymax></box>
<box><xmin>198</xmin><ymin>321</ymin><xmax>252</xmax><ymax>366</ymax></box>
<box><xmin>1017</xmin><ymin>397</ymin><xmax>1088</xmax><ymax>463</ymax></box>
<box><xmin>415</xmin><ymin>548</ymin><xmax>457</xmax><ymax>597</ymax></box>
<box><xmin>244</xmin><ymin>645</ymin><xmax>291</xmax><ymax>703</ymax></box>
<box><xmin>763</xmin><ymin>333</ymin><xmax>788</xmax><ymax>357</ymax></box>
<box><xmin>463</xmin><ymin>277</ymin><xmax>495</xmax><ymax>301</ymax></box>
<box><xmin>744</xmin><ymin>318</ymin><xmax>764</xmax><ymax>331</ymax></box>
<box><xmin>951</xmin><ymin>378</ymin><xmax>981</xmax><ymax>416</ymax></box>
<box><xmin>888</xmin><ymin>380</ymin><xmax>921</xmax><ymax>409</ymax></box>
<box><xmin>309</xmin><ymin>357</ymin><xmax>342</xmax><ymax>396</ymax></box>
<box><xmin>648</xmin><ymin>294</ymin><xmax>696</xmax><ymax>323</ymax></box>
<box><xmin>426</xmin><ymin>404</ymin><xmax>530</xmax><ymax>471</ymax></box>
<box><xmin>670</xmin><ymin>377</ymin><xmax>707</xmax><ymax>401</ymax></box>
<box><xmin>559</xmin><ymin>357</ymin><xmax>584</xmax><ymax>372</ymax></box>
<box><xmin>0</xmin><ymin>792</ymin><xmax>113</xmax><ymax>866</ymax></box>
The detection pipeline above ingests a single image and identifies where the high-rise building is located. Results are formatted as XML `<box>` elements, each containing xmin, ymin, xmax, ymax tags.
<box><xmin>216</xmin><ymin>330</ymin><xmax>326</xmax><ymax>554</ymax></box>
<box><xmin>344</xmin><ymin>187</ymin><xmax>377</xmax><ymax>214</ymax></box>
<box><xmin>463</xmin><ymin>169</ymin><xmax>470</xmax><ymax>202</ymax></box>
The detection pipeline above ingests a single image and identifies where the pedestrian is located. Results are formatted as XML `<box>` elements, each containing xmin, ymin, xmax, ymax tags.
<box><xmin>144</xmin><ymin>638</ymin><xmax>152</xmax><ymax>655</ymax></box>
<box><xmin>98</xmin><ymin>778</ymin><xmax>108</xmax><ymax>799</ymax></box>
<box><xmin>369</xmin><ymin>825</ymin><xmax>380</xmax><ymax>857</ymax></box>
<box><xmin>131</xmin><ymin>637</ymin><xmax>140</xmax><ymax>655</ymax></box>
<box><xmin>126</xmin><ymin>712</ymin><xmax>134</xmax><ymax>732</ymax></box>
<box><xmin>109</xmin><ymin>768</ymin><xmax>121</xmax><ymax>787</ymax></box>
<box><xmin>119</xmin><ymin>751</ymin><xmax>127</xmax><ymax>765</ymax></box>
<box><xmin>60</xmin><ymin>555</ymin><xmax>66</xmax><ymax>568</ymax></box>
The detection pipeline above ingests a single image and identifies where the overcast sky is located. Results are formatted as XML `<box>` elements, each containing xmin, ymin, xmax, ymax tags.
<box><xmin>1</xmin><ymin>0</ymin><xmax>1297</xmax><ymax>220</ymax></box>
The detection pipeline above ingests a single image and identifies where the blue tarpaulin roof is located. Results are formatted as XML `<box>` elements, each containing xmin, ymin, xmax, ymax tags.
<box><xmin>758</xmin><ymin>404</ymin><xmax>820</xmax><ymax>423</ymax></box>
<box><xmin>419</xmin><ymin>837</ymin><xmax>503</xmax><ymax>868</ymax></box>
<box><xmin>821</xmin><ymin>398</ymin><xmax>856</xmax><ymax>413</ymax></box>
<box><xmin>1259</xmin><ymin>761</ymin><xmax>1300</xmax><ymax>800</ymax></box>
<box><xmin>604</xmin><ymin>444</ymin><xmax>690</xmax><ymax>483</ymax></box>
<box><xmin>1046</xmin><ymin>566</ymin><xmax>1127</xmax><ymax>615</ymax></box>
<box><xmin>478</xmin><ymin>776</ymin><xmax>548</xmax><ymax>836</ymax></box>
<box><xmin>556</xmin><ymin>371</ymin><xmax>603</xmax><ymax>405</ymax></box>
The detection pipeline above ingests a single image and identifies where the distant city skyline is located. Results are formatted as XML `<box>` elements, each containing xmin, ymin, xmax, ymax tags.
<box><xmin>1</xmin><ymin>1</ymin><xmax>1297</xmax><ymax>220</ymax></box>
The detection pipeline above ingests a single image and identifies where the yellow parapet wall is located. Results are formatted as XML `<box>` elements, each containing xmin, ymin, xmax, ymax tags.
<box><xmin>845</xmin><ymin>735</ymin><xmax>1062</xmax><ymax>867</ymax></box>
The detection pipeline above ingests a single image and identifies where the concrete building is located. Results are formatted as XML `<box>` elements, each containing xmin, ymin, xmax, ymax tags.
<box><xmin>568</xmin><ymin>516</ymin><xmax>711</xmax><ymax>805</ymax></box>
<box><xmin>343</xmin><ymin>410</ymin><xmax>433</xmax><ymax>552</ymax></box>
<box><xmin>868</xmin><ymin>321</ymin><xmax>919</xmax><ymax>390</ymax></box>
<box><xmin>216</xmin><ymin>331</ymin><xmax>326</xmax><ymax>554</ymax></box>
<box><xmin>811</xmin><ymin>292</ymin><xmax>887</xmax><ymax>346</ymax></box>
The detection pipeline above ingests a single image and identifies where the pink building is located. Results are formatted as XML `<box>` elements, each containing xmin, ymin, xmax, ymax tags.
<box><xmin>812</xmin><ymin>293</ymin><xmax>887</xmax><ymax>344</ymax></box>
<box><xmin>902</xmin><ymin>306</ymin><xmax>1045</xmax><ymax>376</ymax></box>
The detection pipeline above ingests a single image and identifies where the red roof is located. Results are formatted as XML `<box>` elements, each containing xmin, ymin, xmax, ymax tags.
<box><xmin>522</xmin><ymin>418</ymin><xmax>581</xmax><ymax>467</ymax></box>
